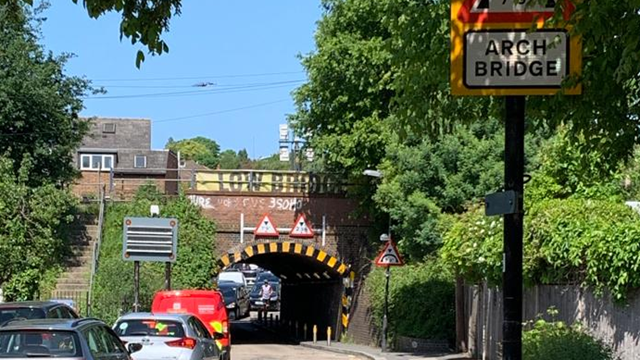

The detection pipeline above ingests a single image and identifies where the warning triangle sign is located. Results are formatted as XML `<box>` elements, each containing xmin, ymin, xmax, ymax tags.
<box><xmin>254</xmin><ymin>214</ymin><xmax>279</xmax><ymax>237</ymax></box>
<box><xmin>457</xmin><ymin>0</ymin><xmax>567</xmax><ymax>24</ymax></box>
<box><xmin>289</xmin><ymin>214</ymin><xmax>314</xmax><ymax>238</ymax></box>
<box><xmin>375</xmin><ymin>240</ymin><xmax>404</xmax><ymax>267</ymax></box>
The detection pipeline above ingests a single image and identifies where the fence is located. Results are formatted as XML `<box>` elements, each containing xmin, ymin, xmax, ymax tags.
<box><xmin>464</xmin><ymin>283</ymin><xmax>640</xmax><ymax>360</ymax></box>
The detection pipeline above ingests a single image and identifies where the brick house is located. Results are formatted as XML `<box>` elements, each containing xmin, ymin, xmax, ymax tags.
<box><xmin>72</xmin><ymin>118</ymin><xmax>179</xmax><ymax>199</ymax></box>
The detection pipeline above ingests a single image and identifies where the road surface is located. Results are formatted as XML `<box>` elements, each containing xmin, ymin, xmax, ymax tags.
<box><xmin>230</xmin><ymin>315</ymin><xmax>365</xmax><ymax>360</ymax></box>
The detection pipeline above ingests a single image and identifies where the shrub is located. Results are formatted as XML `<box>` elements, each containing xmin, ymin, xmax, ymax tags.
<box><xmin>91</xmin><ymin>187</ymin><xmax>217</xmax><ymax>324</ymax></box>
<box><xmin>365</xmin><ymin>259</ymin><xmax>455</xmax><ymax>345</ymax></box>
<box><xmin>523</xmin><ymin>309</ymin><xmax>617</xmax><ymax>360</ymax></box>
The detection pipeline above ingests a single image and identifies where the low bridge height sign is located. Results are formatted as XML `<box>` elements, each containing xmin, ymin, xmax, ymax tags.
<box><xmin>451</xmin><ymin>0</ymin><xmax>581</xmax><ymax>95</ymax></box>
<box><xmin>123</xmin><ymin>217</ymin><xmax>178</xmax><ymax>262</ymax></box>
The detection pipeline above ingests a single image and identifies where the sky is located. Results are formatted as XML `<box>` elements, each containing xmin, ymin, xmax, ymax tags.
<box><xmin>41</xmin><ymin>1</ymin><xmax>323</xmax><ymax>159</ymax></box>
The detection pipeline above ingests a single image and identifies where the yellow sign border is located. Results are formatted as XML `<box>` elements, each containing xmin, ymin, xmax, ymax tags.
<box><xmin>450</xmin><ymin>0</ymin><xmax>582</xmax><ymax>96</ymax></box>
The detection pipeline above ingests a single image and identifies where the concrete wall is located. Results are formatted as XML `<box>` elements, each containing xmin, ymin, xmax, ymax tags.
<box><xmin>464</xmin><ymin>283</ymin><xmax>640</xmax><ymax>360</ymax></box>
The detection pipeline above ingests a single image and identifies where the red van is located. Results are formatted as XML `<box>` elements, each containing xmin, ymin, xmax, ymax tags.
<box><xmin>152</xmin><ymin>290</ymin><xmax>230</xmax><ymax>360</ymax></box>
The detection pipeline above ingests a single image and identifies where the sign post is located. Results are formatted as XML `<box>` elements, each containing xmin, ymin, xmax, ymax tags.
<box><xmin>450</xmin><ymin>1</ymin><xmax>581</xmax><ymax>359</ymax></box>
<box><xmin>375</xmin><ymin>239</ymin><xmax>404</xmax><ymax>352</ymax></box>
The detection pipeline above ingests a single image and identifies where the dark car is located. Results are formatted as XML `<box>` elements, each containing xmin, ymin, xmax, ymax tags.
<box><xmin>249</xmin><ymin>272</ymin><xmax>280</xmax><ymax>311</ymax></box>
<box><xmin>218</xmin><ymin>281</ymin><xmax>250</xmax><ymax>320</ymax></box>
<box><xmin>0</xmin><ymin>317</ymin><xmax>142</xmax><ymax>359</ymax></box>
<box><xmin>0</xmin><ymin>301</ymin><xmax>79</xmax><ymax>325</ymax></box>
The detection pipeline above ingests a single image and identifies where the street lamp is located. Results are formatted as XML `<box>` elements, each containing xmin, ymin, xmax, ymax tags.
<box><xmin>364</xmin><ymin>169</ymin><xmax>391</xmax><ymax>352</ymax></box>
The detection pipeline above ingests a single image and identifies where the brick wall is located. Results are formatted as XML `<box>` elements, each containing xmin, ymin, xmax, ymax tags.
<box><xmin>72</xmin><ymin>171</ymin><xmax>111</xmax><ymax>198</ymax></box>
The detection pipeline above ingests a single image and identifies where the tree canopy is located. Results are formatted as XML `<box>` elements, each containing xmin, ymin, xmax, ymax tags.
<box><xmin>166</xmin><ymin>136</ymin><xmax>220</xmax><ymax>169</ymax></box>
<box><xmin>0</xmin><ymin>4</ymin><xmax>91</xmax><ymax>186</ymax></box>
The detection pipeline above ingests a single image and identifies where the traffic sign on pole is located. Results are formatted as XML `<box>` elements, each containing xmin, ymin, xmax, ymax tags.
<box><xmin>375</xmin><ymin>241</ymin><xmax>404</xmax><ymax>267</ymax></box>
<box><xmin>289</xmin><ymin>214</ymin><xmax>314</xmax><ymax>238</ymax></box>
<box><xmin>450</xmin><ymin>0</ymin><xmax>581</xmax><ymax>96</ymax></box>
<box><xmin>254</xmin><ymin>214</ymin><xmax>279</xmax><ymax>237</ymax></box>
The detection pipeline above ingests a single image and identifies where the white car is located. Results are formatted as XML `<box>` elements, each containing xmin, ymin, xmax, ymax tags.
<box><xmin>217</xmin><ymin>271</ymin><xmax>247</xmax><ymax>287</ymax></box>
<box><xmin>113</xmin><ymin>313</ymin><xmax>224</xmax><ymax>360</ymax></box>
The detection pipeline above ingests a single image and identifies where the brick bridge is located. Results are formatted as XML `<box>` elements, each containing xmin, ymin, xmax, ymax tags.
<box><xmin>185</xmin><ymin>170</ymin><xmax>373</xmax><ymax>339</ymax></box>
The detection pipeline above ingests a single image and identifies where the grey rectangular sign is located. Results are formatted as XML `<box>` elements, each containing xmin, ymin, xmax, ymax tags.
<box><xmin>123</xmin><ymin>217</ymin><xmax>178</xmax><ymax>262</ymax></box>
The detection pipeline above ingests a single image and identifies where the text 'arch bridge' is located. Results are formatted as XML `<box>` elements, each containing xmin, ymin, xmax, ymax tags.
<box><xmin>218</xmin><ymin>241</ymin><xmax>355</xmax><ymax>339</ymax></box>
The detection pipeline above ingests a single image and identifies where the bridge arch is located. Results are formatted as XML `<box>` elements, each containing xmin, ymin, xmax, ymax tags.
<box><xmin>217</xmin><ymin>241</ymin><xmax>354</xmax><ymax>337</ymax></box>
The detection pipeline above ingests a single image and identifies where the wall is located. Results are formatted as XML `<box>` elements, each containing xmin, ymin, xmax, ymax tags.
<box><xmin>464</xmin><ymin>283</ymin><xmax>640</xmax><ymax>360</ymax></box>
<box><xmin>72</xmin><ymin>171</ymin><xmax>111</xmax><ymax>198</ymax></box>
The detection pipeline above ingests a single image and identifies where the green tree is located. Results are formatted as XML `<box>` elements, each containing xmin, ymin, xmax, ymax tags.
<box><xmin>0</xmin><ymin>157</ymin><xmax>77</xmax><ymax>300</ymax></box>
<box><xmin>0</xmin><ymin>4</ymin><xmax>91</xmax><ymax>186</ymax></box>
<box><xmin>217</xmin><ymin>150</ymin><xmax>240</xmax><ymax>169</ymax></box>
<box><xmin>3</xmin><ymin>0</ymin><xmax>182</xmax><ymax>67</ymax></box>
<box><xmin>166</xmin><ymin>136</ymin><xmax>220</xmax><ymax>169</ymax></box>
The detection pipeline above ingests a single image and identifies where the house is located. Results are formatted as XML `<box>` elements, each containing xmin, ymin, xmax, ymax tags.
<box><xmin>73</xmin><ymin>117</ymin><xmax>179</xmax><ymax>199</ymax></box>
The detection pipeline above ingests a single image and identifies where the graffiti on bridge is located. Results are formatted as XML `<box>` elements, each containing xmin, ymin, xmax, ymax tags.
<box><xmin>195</xmin><ymin>171</ymin><xmax>347</xmax><ymax>194</ymax></box>
<box><xmin>188</xmin><ymin>195</ymin><xmax>305</xmax><ymax>212</ymax></box>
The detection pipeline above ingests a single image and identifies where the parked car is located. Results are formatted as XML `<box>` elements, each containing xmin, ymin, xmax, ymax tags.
<box><xmin>217</xmin><ymin>271</ymin><xmax>247</xmax><ymax>288</ymax></box>
<box><xmin>113</xmin><ymin>312</ymin><xmax>223</xmax><ymax>360</ymax></box>
<box><xmin>152</xmin><ymin>290</ymin><xmax>230</xmax><ymax>360</ymax></box>
<box><xmin>0</xmin><ymin>301</ymin><xmax>79</xmax><ymax>325</ymax></box>
<box><xmin>217</xmin><ymin>281</ymin><xmax>250</xmax><ymax>320</ymax></box>
<box><xmin>249</xmin><ymin>272</ymin><xmax>281</xmax><ymax>311</ymax></box>
<box><xmin>0</xmin><ymin>317</ymin><xmax>142</xmax><ymax>359</ymax></box>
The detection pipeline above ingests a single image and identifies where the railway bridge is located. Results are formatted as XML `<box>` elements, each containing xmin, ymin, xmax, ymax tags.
<box><xmin>185</xmin><ymin>170</ymin><xmax>374</xmax><ymax>339</ymax></box>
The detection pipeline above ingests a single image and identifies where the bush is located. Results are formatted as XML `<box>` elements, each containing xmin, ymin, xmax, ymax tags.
<box><xmin>523</xmin><ymin>309</ymin><xmax>617</xmax><ymax>360</ymax></box>
<box><xmin>91</xmin><ymin>187</ymin><xmax>217</xmax><ymax>325</ymax></box>
<box><xmin>365</xmin><ymin>259</ymin><xmax>455</xmax><ymax>345</ymax></box>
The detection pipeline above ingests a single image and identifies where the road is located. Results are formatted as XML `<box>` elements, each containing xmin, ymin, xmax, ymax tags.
<box><xmin>230</xmin><ymin>314</ymin><xmax>365</xmax><ymax>360</ymax></box>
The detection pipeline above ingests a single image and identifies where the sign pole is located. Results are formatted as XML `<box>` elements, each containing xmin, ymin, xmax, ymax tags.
<box><xmin>133</xmin><ymin>260</ymin><xmax>140</xmax><ymax>312</ymax></box>
<box><xmin>502</xmin><ymin>95</ymin><xmax>525</xmax><ymax>360</ymax></box>
<box><xmin>164</xmin><ymin>262</ymin><xmax>172</xmax><ymax>290</ymax></box>
<box><xmin>382</xmin><ymin>264</ymin><xmax>390</xmax><ymax>352</ymax></box>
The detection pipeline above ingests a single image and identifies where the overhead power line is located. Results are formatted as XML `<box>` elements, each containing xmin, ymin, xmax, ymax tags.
<box><xmin>84</xmin><ymin>80</ymin><xmax>304</xmax><ymax>100</ymax></box>
<box><xmin>154</xmin><ymin>99</ymin><xmax>290</xmax><ymax>123</ymax></box>
<box><xmin>92</xmin><ymin>70</ymin><xmax>305</xmax><ymax>82</ymax></box>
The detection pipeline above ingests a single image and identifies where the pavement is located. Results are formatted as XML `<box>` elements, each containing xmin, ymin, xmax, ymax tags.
<box><xmin>299</xmin><ymin>341</ymin><xmax>471</xmax><ymax>360</ymax></box>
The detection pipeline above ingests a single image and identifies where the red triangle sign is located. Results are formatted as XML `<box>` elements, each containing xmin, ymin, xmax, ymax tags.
<box><xmin>457</xmin><ymin>0</ymin><xmax>572</xmax><ymax>24</ymax></box>
<box><xmin>289</xmin><ymin>214</ymin><xmax>314</xmax><ymax>238</ymax></box>
<box><xmin>375</xmin><ymin>240</ymin><xmax>404</xmax><ymax>267</ymax></box>
<box><xmin>254</xmin><ymin>214</ymin><xmax>279</xmax><ymax>237</ymax></box>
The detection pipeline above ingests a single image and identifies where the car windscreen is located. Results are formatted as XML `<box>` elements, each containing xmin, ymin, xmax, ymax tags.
<box><xmin>256</xmin><ymin>273</ymin><xmax>279</xmax><ymax>283</ymax></box>
<box><xmin>0</xmin><ymin>308</ymin><xmax>46</xmax><ymax>324</ymax></box>
<box><xmin>218</xmin><ymin>286</ymin><xmax>236</xmax><ymax>300</ymax></box>
<box><xmin>0</xmin><ymin>330</ymin><xmax>81</xmax><ymax>358</ymax></box>
<box><xmin>114</xmin><ymin>319</ymin><xmax>185</xmax><ymax>338</ymax></box>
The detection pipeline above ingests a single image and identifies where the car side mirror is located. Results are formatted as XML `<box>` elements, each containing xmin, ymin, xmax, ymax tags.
<box><xmin>213</xmin><ymin>332</ymin><xmax>225</xmax><ymax>340</ymax></box>
<box><xmin>127</xmin><ymin>343</ymin><xmax>143</xmax><ymax>354</ymax></box>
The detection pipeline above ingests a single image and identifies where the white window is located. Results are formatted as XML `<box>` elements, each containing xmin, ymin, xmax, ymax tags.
<box><xmin>80</xmin><ymin>154</ymin><xmax>114</xmax><ymax>171</ymax></box>
<box><xmin>134</xmin><ymin>155</ymin><xmax>147</xmax><ymax>168</ymax></box>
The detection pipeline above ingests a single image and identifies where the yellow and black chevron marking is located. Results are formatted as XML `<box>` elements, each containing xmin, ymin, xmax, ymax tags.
<box><xmin>217</xmin><ymin>242</ymin><xmax>355</xmax><ymax>336</ymax></box>
<box><xmin>218</xmin><ymin>241</ymin><xmax>350</xmax><ymax>276</ymax></box>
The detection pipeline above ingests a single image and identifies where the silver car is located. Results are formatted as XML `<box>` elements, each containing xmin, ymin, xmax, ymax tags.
<box><xmin>113</xmin><ymin>313</ymin><xmax>222</xmax><ymax>360</ymax></box>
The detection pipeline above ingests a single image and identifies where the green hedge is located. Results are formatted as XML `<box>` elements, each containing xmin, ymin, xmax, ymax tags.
<box><xmin>523</xmin><ymin>310</ymin><xmax>616</xmax><ymax>360</ymax></box>
<box><xmin>91</xmin><ymin>189</ymin><xmax>217</xmax><ymax>325</ymax></box>
<box><xmin>441</xmin><ymin>198</ymin><xmax>640</xmax><ymax>301</ymax></box>
<box><xmin>364</xmin><ymin>260</ymin><xmax>455</xmax><ymax>345</ymax></box>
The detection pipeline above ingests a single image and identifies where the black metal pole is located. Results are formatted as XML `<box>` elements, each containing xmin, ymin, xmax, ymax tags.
<box><xmin>503</xmin><ymin>96</ymin><xmax>525</xmax><ymax>360</ymax></box>
<box><xmin>165</xmin><ymin>262</ymin><xmax>172</xmax><ymax>290</ymax></box>
<box><xmin>382</xmin><ymin>265</ymin><xmax>390</xmax><ymax>352</ymax></box>
<box><xmin>164</xmin><ymin>261</ymin><xmax>171</xmax><ymax>290</ymax></box>
<box><xmin>133</xmin><ymin>261</ymin><xmax>140</xmax><ymax>312</ymax></box>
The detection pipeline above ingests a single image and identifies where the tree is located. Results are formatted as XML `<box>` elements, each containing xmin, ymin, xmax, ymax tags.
<box><xmin>3</xmin><ymin>0</ymin><xmax>182</xmax><ymax>67</ymax></box>
<box><xmin>165</xmin><ymin>136</ymin><xmax>220</xmax><ymax>169</ymax></box>
<box><xmin>0</xmin><ymin>157</ymin><xmax>77</xmax><ymax>300</ymax></box>
<box><xmin>217</xmin><ymin>150</ymin><xmax>240</xmax><ymax>169</ymax></box>
<box><xmin>0</xmin><ymin>4</ymin><xmax>91</xmax><ymax>186</ymax></box>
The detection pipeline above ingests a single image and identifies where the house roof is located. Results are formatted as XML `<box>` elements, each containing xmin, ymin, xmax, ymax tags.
<box><xmin>81</xmin><ymin>117</ymin><xmax>151</xmax><ymax>150</ymax></box>
<box><xmin>114</xmin><ymin>150</ymin><xmax>172</xmax><ymax>175</ymax></box>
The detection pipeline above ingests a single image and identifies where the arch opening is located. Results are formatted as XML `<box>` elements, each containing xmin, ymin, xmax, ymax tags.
<box><xmin>217</xmin><ymin>241</ymin><xmax>354</xmax><ymax>340</ymax></box>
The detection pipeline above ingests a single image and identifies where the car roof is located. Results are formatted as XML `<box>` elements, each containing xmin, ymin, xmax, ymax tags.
<box><xmin>154</xmin><ymin>290</ymin><xmax>222</xmax><ymax>299</ymax></box>
<box><xmin>116</xmin><ymin>312</ymin><xmax>191</xmax><ymax>321</ymax></box>
<box><xmin>0</xmin><ymin>301</ymin><xmax>67</xmax><ymax>310</ymax></box>
<box><xmin>0</xmin><ymin>318</ymin><xmax>102</xmax><ymax>331</ymax></box>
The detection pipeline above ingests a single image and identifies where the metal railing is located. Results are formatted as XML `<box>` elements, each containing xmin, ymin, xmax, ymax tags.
<box><xmin>87</xmin><ymin>185</ymin><xmax>106</xmax><ymax>316</ymax></box>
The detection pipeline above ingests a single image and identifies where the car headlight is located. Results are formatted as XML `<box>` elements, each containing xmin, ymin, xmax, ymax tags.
<box><xmin>227</xmin><ymin>302</ymin><xmax>236</xmax><ymax>308</ymax></box>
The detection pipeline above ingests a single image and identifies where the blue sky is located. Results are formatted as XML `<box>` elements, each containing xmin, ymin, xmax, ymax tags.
<box><xmin>41</xmin><ymin>1</ymin><xmax>322</xmax><ymax>158</ymax></box>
